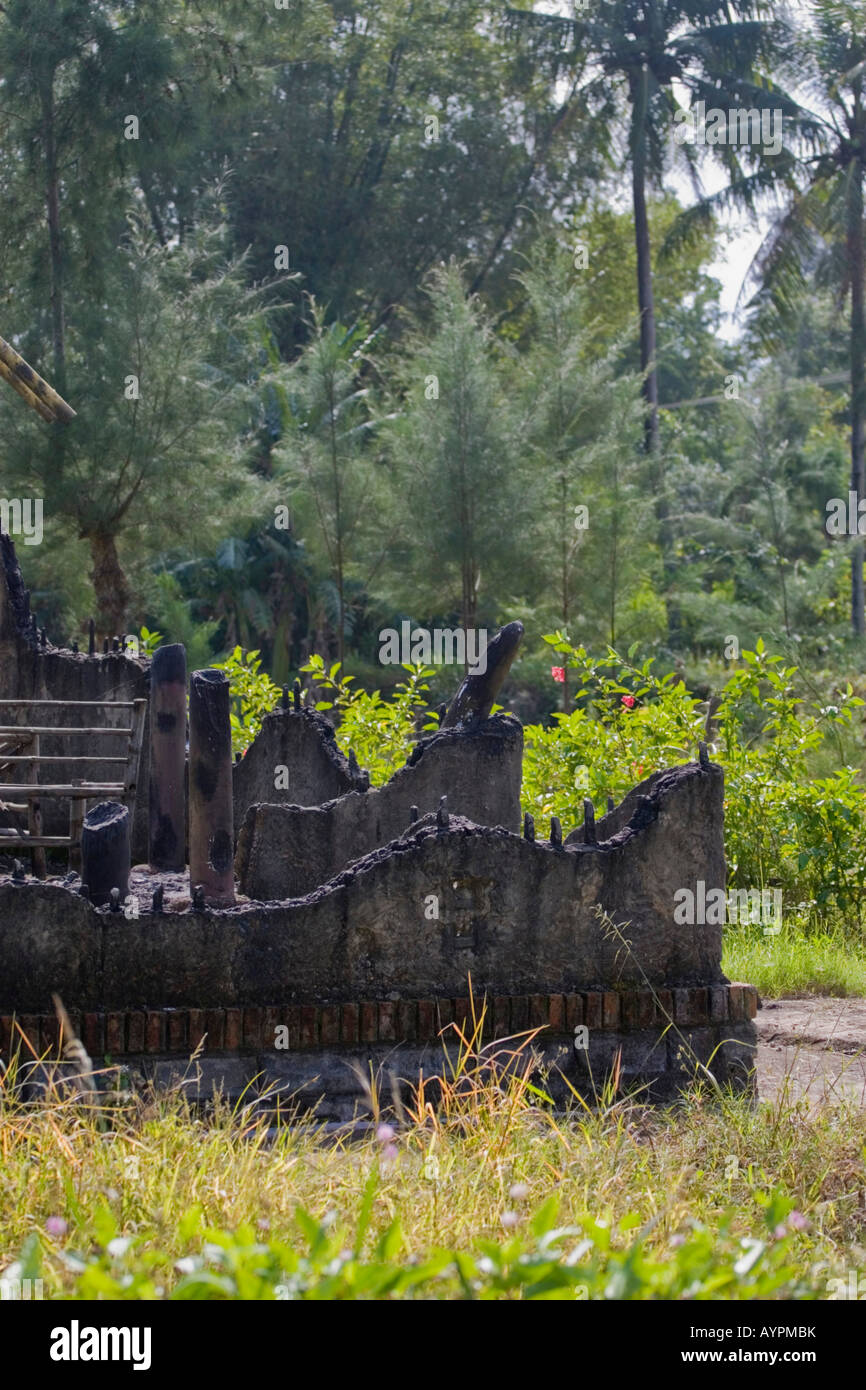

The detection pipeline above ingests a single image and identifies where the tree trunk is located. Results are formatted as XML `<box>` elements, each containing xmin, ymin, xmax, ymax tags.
<box><xmin>327</xmin><ymin>372</ymin><xmax>346</xmax><ymax>668</ymax></box>
<box><xmin>41</xmin><ymin>79</ymin><xmax>66</xmax><ymax>398</ymax></box>
<box><xmin>632</xmin><ymin>161</ymin><xmax>659</xmax><ymax>455</ymax></box>
<box><xmin>138</xmin><ymin>166</ymin><xmax>168</xmax><ymax>247</ymax></box>
<box><xmin>461</xmin><ymin>559</ymin><xmax>478</xmax><ymax>650</ymax></box>
<box><xmin>848</xmin><ymin>134</ymin><xmax>866</xmax><ymax>637</ymax></box>
<box><xmin>560</xmin><ymin>472</ymin><xmax>570</xmax><ymax>713</ymax></box>
<box><xmin>631</xmin><ymin>77</ymin><xmax>680</xmax><ymax>646</ymax></box>
<box><xmin>88</xmin><ymin>530</ymin><xmax>130</xmax><ymax>638</ymax></box>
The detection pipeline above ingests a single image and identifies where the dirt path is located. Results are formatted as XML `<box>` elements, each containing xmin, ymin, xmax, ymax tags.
<box><xmin>757</xmin><ymin>997</ymin><xmax>866</xmax><ymax>1105</ymax></box>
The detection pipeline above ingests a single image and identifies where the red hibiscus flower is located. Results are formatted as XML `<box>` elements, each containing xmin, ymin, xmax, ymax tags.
<box><xmin>551</xmin><ymin>666</ymin><xmax>565</xmax><ymax>684</ymax></box>
<box><xmin>621</xmin><ymin>694</ymin><xmax>636</xmax><ymax>708</ymax></box>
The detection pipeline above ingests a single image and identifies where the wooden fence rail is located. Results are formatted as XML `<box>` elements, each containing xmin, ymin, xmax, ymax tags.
<box><xmin>0</xmin><ymin>699</ymin><xmax>146</xmax><ymax>875</ymax></box>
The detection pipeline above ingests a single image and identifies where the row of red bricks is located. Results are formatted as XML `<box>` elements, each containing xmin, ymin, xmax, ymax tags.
<box><xmin>0</xmin><ymin>984</ymin><xmax>757</xmax><ymax>1057</ymax></box>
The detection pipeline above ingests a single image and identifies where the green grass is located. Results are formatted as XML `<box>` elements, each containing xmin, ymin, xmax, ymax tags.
<box><xmin>723</xmin><ymin>919</ymin><xmax>866</xmax><ymax>997</ymax></box>
<box><xmin>1</xmin><ymin>1021</ymin><xmax>865</xmax><ymax>1299</ymax></box>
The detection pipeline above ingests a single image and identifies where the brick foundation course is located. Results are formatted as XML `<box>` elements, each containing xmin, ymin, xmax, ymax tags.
<box><xmin>0</xmin><ymin>983</ymin><xmax>758</xmax><ymax>1058</ymax></box>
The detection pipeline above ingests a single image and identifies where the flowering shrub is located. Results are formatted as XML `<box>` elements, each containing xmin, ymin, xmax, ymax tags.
<box><xmin>214</xmin><ymin>638</ymin><xmax>866</xmax><ymax>923</ymax></box>
<box><xmin>522</xmin><ymin>635</ymin><xmax>866</xmax><ymax>924</ymax></box>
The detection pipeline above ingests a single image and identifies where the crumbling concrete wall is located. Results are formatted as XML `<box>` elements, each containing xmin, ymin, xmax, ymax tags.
<box><xmin>0</xmin><ymin>756</ymin><xmax>756</xmax><ymax>1108</ymax></box>
<box><xmin>566</xmin><ymin>768</ymin><xmax>669</xmax><ymax>846</ymax></box>
<box><xmin>235</xmin><ymin>713</ymin><xmax>523</xmax><ymax>898</ymax></box>
<box><xmin>0</xmin><ymin>539</ymin><xmax>756</xmax><ymax>1108</ymax></box>
<box><xmin>0</xmin><ymin>535</ymin><xmax>150</xmax><ymax>858</ymax></box>
<box><xmin>0</xmin><ymin>760</ymin><xmax>725</xmax><ymax>1010</ymax></box>
<box><xmin>232</xmin><ymin>707</ymin><xmax>367</xmax><ymax>832</ymax></box>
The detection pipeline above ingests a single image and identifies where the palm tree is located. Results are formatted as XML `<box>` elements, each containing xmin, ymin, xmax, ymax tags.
<box><xmin>733</xmin><ymin>1</ymin><xmax>866</xmax><ymax>636</ymax></box>
<box><xmin>506</xmin><ymin>1</ymin><xmax>782</xmax><ymax>642</ymax></box>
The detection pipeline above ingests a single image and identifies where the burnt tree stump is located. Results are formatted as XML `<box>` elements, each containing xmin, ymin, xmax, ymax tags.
<box><xmin>189</xmin><ymin>668</ymin><xmax>235</xmax><ymax>905</ymax></box>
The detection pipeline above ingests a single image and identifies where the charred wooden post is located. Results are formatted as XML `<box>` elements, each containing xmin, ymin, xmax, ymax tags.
<box><xmin>409</xmin><ymin>804</ymin><xmax>419</xmax><ymax>824</ymax></box>
<box><xmin>436</xmin><ymin>794</ymin><xmax>449</xmax><ymax>830</ymax></box>
<box><xmin>148</xmin><ymin>643</ymin><xmax>187</xmax><ymax>872</ymax></box>
<box><xmin>523</xmin><ymin>811</ymin><xmax>535</xmax><ymax>841</ymax></box>
<box><xmin>281</xmin><ymin>686</ymin><xmax>289</xmax><ymax>710</ymax></box>
<box><xmin>293</xmin><ymin>679</ymin><xmax>301</xmax><ymax>710</ymax></box>
<box><xmin>550</xmin><ymin>816</ymin><xmax>563</xmax><ymax>849</ymax></box>
<box><xmin>192</xmin><ymin>883</ymin><xmax>206</xmax><ymax>913</ymax></box>
<box><xmin>583</xmin><ymin>799</ymin><xmax>597</xmax><ymax>846</ymax></box>
<box><xmin>441</xmin><ymin>621</ymin><xmax>523</xmax><ymax>730</ymax></box>
<box><xmin>189</xmin><ymin>667</ymin><xmax>235</xmax><ymax>905</ymax></box>
<box><xmin>80</xmin><ymin>801</ymin><xmax>130</xmax><ymax>907</ymax></box>
<box><xmin>607</xmin><ymin>794</ymin><xmax>615</xmax><ymax>813</ymax></box>
<box><xmin>152</xmin><ymin>883</ymin><xmax>164</xmax><ymax>914</ymax></box>
<box><xmin>88</xmin><ymin>619</ymin><xmax>95</xmax><ymax>656</ymax></box>
<box><xmin>109</xmin><ymin>887</ymin><xmax>122</xmax><ymax>913</ymax></box>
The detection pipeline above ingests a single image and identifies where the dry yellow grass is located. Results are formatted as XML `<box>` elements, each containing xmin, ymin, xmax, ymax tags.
<box><xmin>1</xmin><ymin>1008</ymin><xmax>864</xmax><ymax>1298</ymax></box>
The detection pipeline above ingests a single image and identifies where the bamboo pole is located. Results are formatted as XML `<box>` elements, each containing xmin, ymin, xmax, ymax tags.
<box><xmin>0</xmin><ymin>355</ymin><xmax>55</xmax><ymax>421</ymax></box>
<box><xmin>0</xmin><ymin>333</ymin><xmax>76</xmax><ymax>422</ymax></box>
<box><xmin>28</xmin><ymin>732</ymin><xmax>47</xmax><ymax>878</ymax></box>
<box><xmin>0</xmin><ymin>726</ymin><xmax>132</xmax><ymax>736</ymax></box>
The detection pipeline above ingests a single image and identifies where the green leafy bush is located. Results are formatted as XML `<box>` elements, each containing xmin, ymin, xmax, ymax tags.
<box><xmin>300</xmin><ymin>655</ymin><xmax>437</xmax><ymax>784</ymax></box>
<box><xmin>714</xmin><ymin>647</ymin><xmax>865</xmax><ymax>918</ymax></box>
<box><xmin>12</xmin><ymin>1182</ymin><xmax>808</xmax><ymax>1301</ymax></box>
<box><xmin>212</xmin><ymin>646</ymin><xmax>283</xmax><ymax>755</ymax></box>
<box><xmin>524</xmin><ymin>636</ymin><xmax>866</xmax><ymax>924</ymax></box>
<box><xmin>137</xmin><ymin>626</ymin><xmax>163</xmax><ymax>659</ymax></box>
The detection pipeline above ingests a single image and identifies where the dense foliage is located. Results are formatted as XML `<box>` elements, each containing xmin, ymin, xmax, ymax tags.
<box><xmin>2</xmin><ymin>0</ymin><xmax>866</xmax><ymax>933</ymax></box>
<box><xmin>0</xmin><ymin>1</ymin><xmax>862</xmax><ymax>689</ymax></box>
